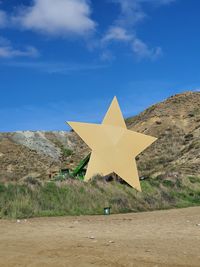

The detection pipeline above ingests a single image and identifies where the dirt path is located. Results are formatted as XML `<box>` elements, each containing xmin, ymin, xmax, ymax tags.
<box><xmin>0</xmin><ymin>207</ymin><xmax>200</xmax><ymax>267</ymax></box>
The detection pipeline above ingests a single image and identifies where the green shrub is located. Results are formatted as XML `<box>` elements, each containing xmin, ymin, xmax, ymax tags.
<box><xmin>162</xmin><ymin>180</ymin><xmax>174</xmax><ymax>187</ymax></box>
<box><xmin>62</xmin><ymin>148</ymin><xmax>73</xmax><ymax>157</ymax></box>
<box><xmin>188</xmin><ymin>176</ymin><xmax>200</xmax><ymax>184</ymax></box>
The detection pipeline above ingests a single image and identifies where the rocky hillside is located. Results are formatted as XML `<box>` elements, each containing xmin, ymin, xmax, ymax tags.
<box><xmin>0</xmin><ymin>131</ymin><xmax>88</xmax><ymax>182</ymax></box>
<box><xmin>127</xmin><ymin>91</ymin><xmax>200</xmax><ymax>178</ymax></box>
<box><xmin>0</xmin><ymin>91</ymin><xmax>199</xmax><ymax>182</ymax></box>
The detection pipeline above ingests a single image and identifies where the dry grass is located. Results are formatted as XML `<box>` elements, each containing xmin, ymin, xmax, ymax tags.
<box><xmin>0</xmin><ymin>174</ymin><xmax>200</xmax><ymax>219</ymax></box>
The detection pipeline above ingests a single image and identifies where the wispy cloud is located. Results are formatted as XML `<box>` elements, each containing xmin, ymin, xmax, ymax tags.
<box><xmin>101</xmin><ymin>0</ymin><xmax>175</xmax><ymax>60</ymax></box>
<box><xmin>100</xmin><ymin>50</ymin><xmax>115</xmax><ymax>62</ymax></box>
<box><xmin>3</xmin><ymin>61</ymin><xmax>108</xmax><ymax>74</ymax></box>
<box><xmin>102</xmin><ymin>26</ymin><xmax>132</xmax><ymax>43</ymax></box>
<box><xmin>102</xmin><ymin>26</ymin><xmax>162</xmax><ymax>60</ymax></box>
<box><xmin>0</xmin><ymin>45</ymin><xmax>39</xmax><ymax>58</ymax></box>
<box><xmin>0</xmin><ymin>37</ymin><xmax>39</xmax><ymax>58</ymax></box>
<box><xmin>132</xmin><ymin>37</ymin><xmax>162</xmax><ymax>60</ymax></box>
<box><xmin>0</xmin><ymin>10</ymin><xmax>7</xmax><ymax>27</ymax></box>
<box><xmin>0</xmin><ymin>0</ymin><xmax>175</xmax><ymax>61</ymax></box>
<box><xmin>12</xmin><ymin>0</ymin><xmax>96</xmax><ymax>37</ymax></box>
<box><xmin>111</xmin><ymin>0</ymin><xmax>146</xmax><ymax>28</ymax></box>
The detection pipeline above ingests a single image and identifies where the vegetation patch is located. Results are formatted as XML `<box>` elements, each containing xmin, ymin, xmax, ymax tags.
<box><xmin>0</xmin><ymin>175</ymin><xmax>200</xmax><ymax>219</ymax></box>
<box><xmin>62</xmin><ymin>148</ymin><xmax>73</xmax><ymax>157</ymax></box>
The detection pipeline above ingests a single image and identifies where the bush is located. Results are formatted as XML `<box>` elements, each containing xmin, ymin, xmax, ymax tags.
<box><xmin>188</xmin><ymin>176</ymin><xmax>200</xmax><ymax>184</ymax></box>
<box><xmin>62</xmin><ymin>148</ymin><xmax>73</xmax><ymax>157</ymax></box>
<box><xmin>162</xmin><ymin>180</ymin><xmax>174</xmax><ymax>187</ymax></box>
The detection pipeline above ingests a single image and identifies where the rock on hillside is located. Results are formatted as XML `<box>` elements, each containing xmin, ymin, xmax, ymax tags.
<box><xmin>0</xmin><ymin>91</ymin><xmax>199</xmax><ymax>182</ymax></box>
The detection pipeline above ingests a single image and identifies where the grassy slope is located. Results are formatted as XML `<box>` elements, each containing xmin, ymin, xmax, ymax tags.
<box><xmin>1</xmin><ymin>175</ymin><xmax>200</xmax><ymax>219</ymax></box>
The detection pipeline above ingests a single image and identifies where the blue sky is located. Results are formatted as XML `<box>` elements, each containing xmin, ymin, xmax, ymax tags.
<box><xmin>0</xmin><ymin>0</ymin><xmax>199</xmax><ymax>131</ymax></box>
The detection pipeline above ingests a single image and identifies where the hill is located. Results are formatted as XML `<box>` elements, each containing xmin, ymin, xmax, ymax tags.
<box><xmin>0</xmin><ymin>91</ymin><xmax>200</xmax><ymax>219</ymax></box>
<box><xmin>0</xmin><ymin>91</ymin><xmax>199</xmax><ymax>182</ymax></box>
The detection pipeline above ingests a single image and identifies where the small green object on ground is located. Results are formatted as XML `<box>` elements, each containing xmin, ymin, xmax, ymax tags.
<box><xmin>104</xmin><ymin>207</ymin><xmax>111</xmax><ymax>215</ymax></box>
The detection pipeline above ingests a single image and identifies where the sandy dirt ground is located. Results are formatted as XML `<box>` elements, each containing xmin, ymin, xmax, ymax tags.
<box><xmin>0</xmin><ymin>207</ymin><xmax>200</xmax><ymax>267</ymax></box>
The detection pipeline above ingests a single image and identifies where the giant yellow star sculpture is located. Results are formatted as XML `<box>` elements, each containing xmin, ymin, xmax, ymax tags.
<box><xmin>67</xmin><ymin>97</ymin><xmax>157</xmax><ymax>191</ymax></box>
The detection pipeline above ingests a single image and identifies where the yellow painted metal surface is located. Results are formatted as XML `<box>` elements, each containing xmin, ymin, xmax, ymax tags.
<box><xmin>67</xmin><ymin>97</ymin><xmax>157</xmax><ymax>191</ymax></box>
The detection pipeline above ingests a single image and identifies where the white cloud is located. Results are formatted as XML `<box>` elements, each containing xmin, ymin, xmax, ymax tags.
<box><xmin>111</xmin><ymin>0</ymin><xmax>146</xmax><ymax>27</ymax></box>
<box><xmin>0</xmin><ymin>0</ymin><xmax>174</xmax><ymax>60</ymax></box>
<box><xmin>112</xmin><ymin>0</ymin><xmax>175</xmax><ymax>26</ymax></box>
<box><xmin>132</xmin><ymin>38</ymin><xmax>162</xmax><ymax>59</ymax></box>
<box><xmin>102</xmin><ymin>26</ymin><xmax>132</xmax><ymax>43</ymax></box>
<box><xmin>0</xmin><ymin>38</ymin><xmax>39</xmax><ymax>58</ymax></box>
<box><xmin>13</xmin><ymin>0</ymin><xmax>96</xmax><ymax>36</ymax></box>
<box><xmin>102</xmin><ymin>25</ymin><xmax>162</xmax><ymax>60</ymax></box>
<box><xmin>100</xmin><ymin>50</ymin><xmax>115</xmax><ymax>62</ymax></box>
<box><xmin>102</xmin><ymin>0</ymin><xmax>175</xmax><ymax>60</ymax></box>
<box><xmin>0</xmin><ymin>23</ymin><xmax>39</xmax><ymax>59</ymax></box>
<box><xmin>0</xmin><ymin>10</ymin><xmax>7</xmax><ymax>27</ymax></box>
